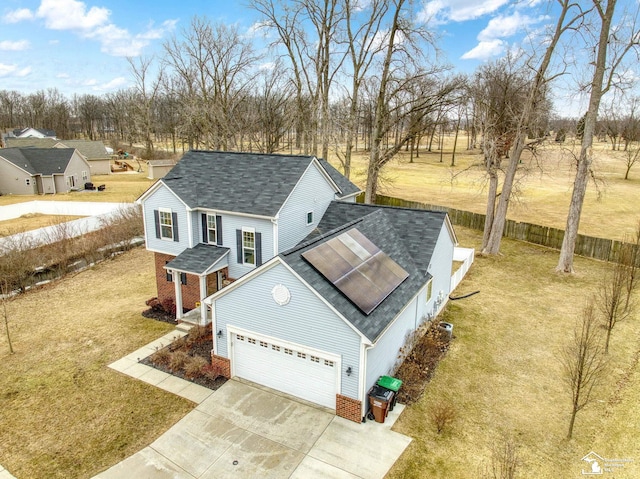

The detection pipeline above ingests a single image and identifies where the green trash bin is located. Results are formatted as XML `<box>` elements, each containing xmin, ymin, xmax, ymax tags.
<box><xmin>377</xmin><ymin>376</ymin><xmax>402</xmax><ymax>411</ymax></box>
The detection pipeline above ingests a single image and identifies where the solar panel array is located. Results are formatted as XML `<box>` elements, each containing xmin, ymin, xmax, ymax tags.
<box><xmin>302</xmin><ymin>228</ymin><xmax>409</xmax><ymax>315</ymax></box>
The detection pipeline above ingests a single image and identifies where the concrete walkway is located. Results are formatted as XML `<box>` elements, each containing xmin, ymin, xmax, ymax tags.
<box><xmin>98</xmin><ymin>328</ymin><xmax>412</xmax><ymax>479</ymax></box>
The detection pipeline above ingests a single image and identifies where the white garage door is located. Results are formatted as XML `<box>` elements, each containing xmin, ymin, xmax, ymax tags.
<box><xmin>231</xmin><ymin>331</ymin><xmax>339</xmax><ymax>409</ymax></box>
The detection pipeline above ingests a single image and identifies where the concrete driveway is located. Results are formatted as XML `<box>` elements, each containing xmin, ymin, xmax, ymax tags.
<box><xmin>95</xmin><ymin>379</ymin><xmax>411</xmax><ymax>479</ymax></box>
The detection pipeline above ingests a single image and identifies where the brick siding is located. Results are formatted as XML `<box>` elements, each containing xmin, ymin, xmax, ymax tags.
<box><xmin>336</xmin><ymin>394</ymin><xmax>362</xmax><ymax>423</ymax></box>
<box><xmin>211</xmin><ymin>354</ymin><xmax>231</xmax><ymax>379</ymax></box>
<box><xmin>154</xmin><ymin>252</ymin><xmax>175</xmax><ymax>305</ymax></box>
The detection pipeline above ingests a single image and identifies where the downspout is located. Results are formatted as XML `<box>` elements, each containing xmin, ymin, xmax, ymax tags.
<box><xmin>199</xmin><ymin>275</ymin><xmax>207</xmax><ymax>325</ymax></box>
<box><xmin>360</xmin><ymin>342</ymin><xmax>373</xmax><ymax>421</ymax></box>
<box><xmin>271</xmin><ymin>216</ymin><xmax>279</xmax><ymax>255</ymax></box>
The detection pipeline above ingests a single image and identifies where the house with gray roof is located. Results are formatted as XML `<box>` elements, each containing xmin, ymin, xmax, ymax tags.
<box><xmin>203</xmin><ymin>201</ymin><xmax>459</xmax><ymax>423</ymax></box>
<box><xmin>137</xmin><ymin>150</ymin><xmax>468</xmax><ymax>423</ymax></box>
<box><xmin>54</xmin><ymin>140</ymin><xmax>112</xmax><ymax>175</ymax></box>
<box><xmin>0</xmin><ymin>147</ymin><xmax>91</xmax><ymax>195</ymax></box>
<box><xmin>137</xmin><ymin>150</ymin><xmax>361</xmax><ymax>323</ymax></box>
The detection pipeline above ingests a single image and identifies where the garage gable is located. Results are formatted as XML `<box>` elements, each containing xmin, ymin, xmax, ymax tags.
<box><xmin>211</xmin><ymin>261</ymin><xmax>363</xmax><ymax>400</ymax></box>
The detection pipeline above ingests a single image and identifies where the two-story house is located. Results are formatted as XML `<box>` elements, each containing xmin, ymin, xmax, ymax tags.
<box><xmin>137</xmin><ymin>150</ymin><xmax>361</xmax><ymax>323</ymax></box>
<box><xmin>138</xmin><ymin>150</ymin><xmax>472</xmax><ymax>423</ymax></box>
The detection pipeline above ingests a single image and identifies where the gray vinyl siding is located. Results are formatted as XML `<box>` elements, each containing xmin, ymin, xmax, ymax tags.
<box><xmin>0</xmin><ymin>160</ymin><xmax>36</xmax><ymax>195</ymax></box>
<box><xmin>65</xmin><ymin>151</ymin><xmax>92</xmax><ymax>185</ymax></box>
<box><xmin>214</xmin><ymin>263</ymin><xmax>362</xmax><ymax>399</ymax></box>
<box><xmin>366</xmin><ymin>294</ymin><xmax>420</xmax><ymax>392</ymax></box>
<box><xmin>142</xmin><ymin>184</ymin><xmax>189</xmax><ymax>256</ymax></box>
<box><xmin>219</xmin><ymin>214</ymin><xmax>274</xmax><ymax>279</ymax></box>
<box><xmin>278</xmin><ymin>162</ymin><xmax>337</xmax><ymax>252</ymax></box>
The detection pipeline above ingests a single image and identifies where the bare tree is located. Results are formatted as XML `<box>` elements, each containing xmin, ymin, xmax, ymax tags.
<box><xmin>561</xmin><ymin>300</ymin><xmax>607</xmax><ymax>439</ymax></box>
<box><xmin>127</xmin><ymin>56</ymin><xmax>164</xmax><ymax>159</ymax></box>
<box><xmin>480</xmin><ymin>434</ymin><xmax>520</xmax><ymax>479</ymax></box>
<box><xmin>480</xmin><ymin>0</ymin><xmax>589</xmax><ymax>255</ymax></box>
<box><xmin>557</xmin><ymin>0</ymin><xmax>640</xmax><ymax>272</ymax></box>
<box><xmin>1</xmin><ymin>279</ymin><xmax>14</xmax><ymax>354</ymax></box>
<box><xmin>621</xmin><ymin>145</ymin><xmax>640</xmax><ymax>179</ymax></box>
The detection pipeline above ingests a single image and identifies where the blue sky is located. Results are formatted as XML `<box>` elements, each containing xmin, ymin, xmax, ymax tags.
<box><xmin>0</xmin><ymin>0</ymin><xmax>607</xmax><ymax>115</ymax></box>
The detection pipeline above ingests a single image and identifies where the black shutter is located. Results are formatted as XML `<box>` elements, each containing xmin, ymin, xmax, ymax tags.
<box><xmin>165</xmin><ymin>261</ymin><xmax>172</xmax><ymax>282</ymax></box>
<box><xmin>172</xmin><ymin>212</ymin><xmax>179</xmax><ymax>241</ymax></box>
<box><xmin>236</xmin><ymin>229</ymin><xmax>243</xmax><ymax>263</ymax></box>
<box><xmin>216</xmin><ymin>215</ymin><xmax>223</xmax><ymax>245</ymax></box>
<box><xmin>201</xmin><ymin>213</ymin><xmax>208</xmax><ymax>243</ymax></box>
<box><xmin>180</xmin><ymin>272</ymin><xmax>187</xmax><ymax>285</ymax></box>
<box><xmin>154</xmin><ymin>210</ymin><xmax>161</xmax><ymax>238</ymax></box>
<box><xmin>256</xmin><ymin>232</ymin><xmax>262</xmax><ymax>266</ymax></box>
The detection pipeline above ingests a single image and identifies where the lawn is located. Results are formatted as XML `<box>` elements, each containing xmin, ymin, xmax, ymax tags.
<box><xmin>0</xmin><ymin>247</ymin><xmax>193</xmax><ymax>478</ymax></box>
<box><xmin>388</xmin><ymin>227</ymin><xmax>640</xmax><ymax>478</ymax></box>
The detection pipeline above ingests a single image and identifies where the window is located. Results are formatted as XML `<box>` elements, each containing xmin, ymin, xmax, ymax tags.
<box><xmin>284</xmin><ymin>348</ymin><xmax>293</xmax><ymax>355</ymax></box>
<box><xmin>180</xmin><ymin>272</ymin><xmax>187</xmax><ymax>285</ymax></box>
<box><xmin>248</xmin><ymin>338</ymin><xmax>256</xmax><ymax>344</ymax></box>
<box><xmin>260</xmin><ymin>341</ymin><xmax>268</xmax><ymax>348</ymax></box>
<box><xmin>306</xmin><ymin>211</ymin><xmax>313</xmax><ymax>225</ymax></box>
<box><xmin>324</xmin><ymin>359</ymin><xmax>334</xmax><ymax>367</ymax></box>
<box><xmin>82</xmin><ymin>170</ymin><xmax>88</xmax><ymax>180</ymax></box>
<box><xmin>310</xmin><ymin>355</ymin><xmax>320</xmax><ymax>363</ymax></box>
<box><xmin>243</xmin><ymin>229</ymin><xmax>255</xmax><ymax>265</ymax></box>
<box><xmin>272</xmin><ymin>345</ymin><xmax>280</xmax><ymax>352</ymax></box>
<box><xmin>159</xmin><ymin>209</ymin><xmax>173</xmax><ymax>240</ymax></box>
<box><xmin>297</xmin><ymin>352</ymin><xmax>306</xmax><ymax>359</ymax></box>
<box><xmin>237</xmin><ymin>334</ymin><xmax>245</xmax><ymax>341</ymax></box>
<box><xmin>25</xmin><ymin>178</ymin><xmax>31</xmax><ymax>186</ymax></box>
<box><xmin>207</xmin><ymin>214</ymin><xmax>217</xmax><ymax>244</ymax></box>
<box><xmin>426</xmin><ymin>279</ymin><xmax>433</xmax><ymax>302</ymax></box>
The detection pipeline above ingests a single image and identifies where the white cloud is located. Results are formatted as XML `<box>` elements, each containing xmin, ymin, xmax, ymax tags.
<box><xmin>461</xmin><ymin>40</ymin><xmax>505</xmax><ymax>60</ymax></box>
<box><xmin>0</xmin><ymin>63</ymin><xmax>31</xmax><ymax>77</ymax></box>
<box><xmin>478</xmin><ymin>12</ymin><xmax>540</xmax><ymax>42</ymax></box>
<box><xmin>36</xmin><ymin>0</ymin><xmax>110</xmax><ymax>30</ymax></box>
<box><xmin>420</xmin><ymin>0</ymin><xmax>510</xmax><ymax>24</ymax></box>
<box><xmin>92</xmin><ymin>76</ymin><xmax>128</xmax><ymax>91</ymax></box>
<box><xmin>56</xmin><ymin>73</ymin><xmax>70</xmax><ymax>78</ymax></box>
<box><xmin>4</xmin><ymin>8</ymin><xmax>34</xmax><ymax>23</ymax></box>
<box><xmin>0</xmin><ymin>40</ymin><xmax>30</xmax><ymax>51</ymax></box>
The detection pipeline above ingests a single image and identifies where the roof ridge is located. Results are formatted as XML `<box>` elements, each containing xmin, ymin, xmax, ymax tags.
<box><xmin>189</xmin><ymin>149</ymin><xmax>315</xmax><ymax>160</ymax></box>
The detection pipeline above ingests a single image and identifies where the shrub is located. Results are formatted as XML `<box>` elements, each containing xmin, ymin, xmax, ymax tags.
<box><xmin>184</xmin><ymin>356</ymin><xmax>208</xmax><ymax>379</ymax></box>
<box><xmin>188</xmin><ymin>324</ymin><xmax>211</xmax><ymax>342</ymax></box>
<box><xmin>168</xmin><ymin>350</ymin><xmax>189</xmax><ymax>371</ymax></box>
<box><xmin>430</xmin><ymin>401</ymin><xmax>456</xmax><ymax>434</ymax></box>
<box><xmin>150</xmin><ymin>348</ymin><xmax>171</xmax><ymax>366</ymax></box>
<box><xmin>201</xmin><ymin>364</ymin><xmax>220</xmax><ymax>382</ymax></box>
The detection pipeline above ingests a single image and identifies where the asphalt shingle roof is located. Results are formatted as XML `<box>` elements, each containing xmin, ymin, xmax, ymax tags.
<box><xmin>56</xmin><ymin>140</ymin><xmax>110</xmax><ymax>159</ymax></box>
<box><xmin>4</xmin><ymin>138</ymin><xmax>58</xmax><ymax>149</ymax></box>
<box><xmin>281</xmin><ymin>202</ymin><xmax>448</xmax><ymax>342</ymax></box>
<box><xmin>160</xmin><ymin>150</ymin><xmax>360</xmax><ymax>217</ymax></box>
<box><xmin>165</xmin><ymin>243</ymin><xmax>230</xmax><ymax>274</ymax></box>
<box><xmin>0</xmin><ymin>148</ymin><xmax>75</xmax><ymax>175</ymax></box>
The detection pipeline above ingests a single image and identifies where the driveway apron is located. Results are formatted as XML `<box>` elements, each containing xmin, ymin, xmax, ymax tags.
<box><xmin>95</xmin><ymin>379</ymin><xmax>411</xmax><ymax>479</ymax></box>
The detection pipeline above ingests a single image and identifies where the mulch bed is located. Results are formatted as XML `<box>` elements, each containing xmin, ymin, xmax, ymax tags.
<box><xmin>393</xmin><ymin>323</ymin><xmax>452</xmax><ymax>405</ymax></box>
<box><xmin>141</xmin><ymin>322</ymin><xmax>227</xmax><ymax>391</ymax></box>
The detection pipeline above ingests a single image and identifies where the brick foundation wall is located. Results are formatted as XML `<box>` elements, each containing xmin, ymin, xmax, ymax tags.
<box><xmin>336</xmin><ymin>394</ymin><xmax>362</xmax><ymax>423</ymax></box>
<box><xmin>154</xmin><ymin>252</ymin><xmax>176</xmax><ymax>306</ymax></box>
<box><xmin>180</xmin><ymin>273</ymin><xmax>200</xmax><ymax>311</ymax></box>
<box><xmin>211</xmin><ymin>353</ymin><xmax>231</xmax><ymax>379</ymax></box>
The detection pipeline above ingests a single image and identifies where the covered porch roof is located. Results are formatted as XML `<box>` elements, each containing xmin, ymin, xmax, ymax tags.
<box><xmin>165</xmin><ymin>243</ymin><xmax>230</xmax><ymax>276</ymax></box>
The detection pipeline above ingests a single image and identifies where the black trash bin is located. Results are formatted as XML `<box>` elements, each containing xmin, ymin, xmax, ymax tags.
<box><xmin>367</xmin><ymin>385</ymin><xmax>394</xmax><ymax>423</ymax></box>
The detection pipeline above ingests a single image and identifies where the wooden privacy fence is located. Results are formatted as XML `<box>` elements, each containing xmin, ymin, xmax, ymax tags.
<box><xmin>373</xmin><ymin>194</ymin><xmax>637</xmax><ymax>264</ymax></box>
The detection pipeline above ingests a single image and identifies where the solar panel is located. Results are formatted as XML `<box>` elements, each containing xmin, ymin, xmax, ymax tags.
<box><xmin>302</xmin><ymin>229</ymin><xmax>409</xmax><ymax>315</ymax></box>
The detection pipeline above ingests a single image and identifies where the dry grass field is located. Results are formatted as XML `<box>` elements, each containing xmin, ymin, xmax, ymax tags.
<box><xmin>388</xmin><ymin>227</ymin><xmax>640</xmax><ymax>478</ymax></box>
<box><xmin>346</xmin><ymin>137</ymin><xmax>640</xmax><ymax>240</ymax></box>
<box><xmin>0</xmin><ymin>248</ymin><xmax>193</xmax><ymax>478</ymax></box>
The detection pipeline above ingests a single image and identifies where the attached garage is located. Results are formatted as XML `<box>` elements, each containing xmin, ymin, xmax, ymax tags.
<box><xmin>229</xmin><ymin>328</ymin><xmax>341</xmax><ymax>410</ymax></box>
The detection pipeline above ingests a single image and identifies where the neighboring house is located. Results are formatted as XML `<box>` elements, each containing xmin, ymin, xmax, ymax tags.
<box><xmin>146</xmin><ymin>159</ymin><xmax>177</xmax><ymax>180</ymax></box>
<box><xmin>204</xmin><ymin>201</ymin><xmax>460</xmax><ymax>423</ymax></box>
<box><xmin>3</xmin><ymin>138</ymin><xmax>58</xmax><ymax>149</ymax></box>
<box><xmin>137</xmin><ymin>150</ymin><xmax>361</xmax><ymax>322</ymax></box>
<box><xmin>0</xmin><ymin>148</ymin><xmax>91</xmax><ymax>195</ymax></box>
<box><xmin>54</xmin><ymin>140</ymin><xmax>112</xmax><ymax>175</ymax></box>
<box><xmin>12</xmin><ymin>128</ymin><xmax>57</xmax><ymax>139</ymax></box>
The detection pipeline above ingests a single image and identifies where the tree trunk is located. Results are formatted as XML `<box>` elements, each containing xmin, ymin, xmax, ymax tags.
<box><xmin>557</xmin><ymin>0</ymin><xmax>617</xmax><ymax>272</ymax></box>
<box><xmin>482</xmin><ymin>170</ymin><xmax>499</xmax><ymax>251</ymax></box>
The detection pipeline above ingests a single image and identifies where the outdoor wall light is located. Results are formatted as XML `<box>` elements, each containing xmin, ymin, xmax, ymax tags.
<box><xmin>346</xmin><ymin>366</ymin><xmax>353</xmax><ymax>376</ymax></box>
<box><xmin>217</xmin><ymin>330</ymin><xmax>223</xmax><ymax>338</ymax></box>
